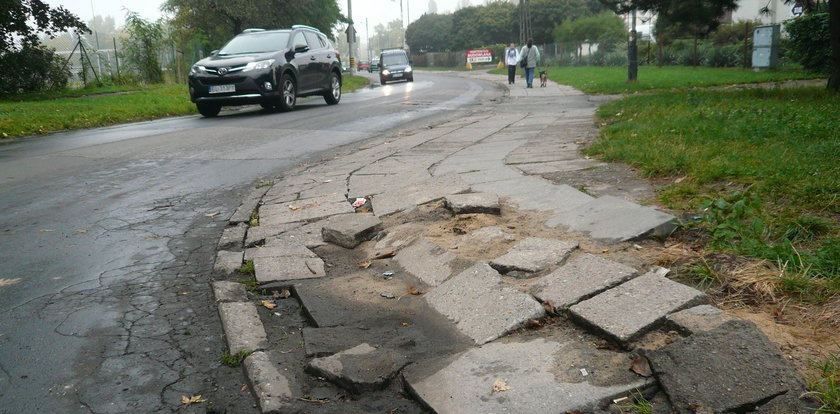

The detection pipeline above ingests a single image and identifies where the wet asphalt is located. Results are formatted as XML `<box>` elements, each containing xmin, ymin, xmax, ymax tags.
<box><xmin>0</xmin><ymin>72</ymin><xmax>496</xmax><ymax>413</ymax></box>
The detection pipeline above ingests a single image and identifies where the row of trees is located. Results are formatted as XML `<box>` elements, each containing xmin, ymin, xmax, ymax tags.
<box><xmin>406</xmin><ymin>0</ymin><xmax>606</xmax><ymax>52</ymax></box>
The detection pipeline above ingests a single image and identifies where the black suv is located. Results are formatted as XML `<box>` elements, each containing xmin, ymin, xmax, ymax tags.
<box><xmin>379</xmin><ymin>49</ymin><xmax>413</xmax><ymax>85</ymax></box>
<box><xmin>188</xmin><ymin>26</ymin><xmax>342</xmax><ymax>117</ymax></box>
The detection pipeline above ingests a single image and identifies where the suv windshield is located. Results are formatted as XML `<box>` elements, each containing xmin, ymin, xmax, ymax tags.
<box><xmin>218</xmin><ymin>32</ymin><xmax>290</xmax><ymax>55</ymax></box>
<box><xmin>382</xmin><ymin>53</ymin><xmax>408</xmax><ymax>66</ymax></box>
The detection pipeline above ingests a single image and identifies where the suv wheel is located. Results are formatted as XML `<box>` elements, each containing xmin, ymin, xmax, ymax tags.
<box><xmin>323</xmin><ymin>72</ymin><xmax>341</xmax><ymax>105</ymax></box>
<box><xmin>278</xmin><ymin>73</ymin><xmax>296</xmax><ymax>112</ymax></box>
<box><xmin>380</xmin><ymin>78</ymin><xmax>386</xmax><ymax>85</ymax></box>
<box><xmin>196</xmin><ymin>102</ymin><xmax>221</xmax><ymax>117</ymax></box>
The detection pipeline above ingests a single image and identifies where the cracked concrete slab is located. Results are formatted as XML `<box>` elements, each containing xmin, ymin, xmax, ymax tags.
<box><xmin>444</xmin><ymin>192</ymin><xmax>500</xmax><ymax>215</ymax></box>
<box><xmin>244</xmin><ymin>351</ymin><xmax>295</xmax><ymax>414</ymax></box>
<box><xmin>253</xmin><ymin>256</ymin><xmax>326</xmax><ymax>284</ymax></box>
<box><xmin>214</xmin><ymin>250</ymin><xmax>244</xmax><ymax>274</ymax></box>
<box><xmin>259</xmin><ymin>194</ymin><xmax>354</xmax><ymax>226</ymax></box>
<box><xmin>213</xmin><ymin>281</ymin><xmax>248</xmax><ymax>302</ymax></box>
<box><xmin>218</xmin><ymin>223</ymin><xmax>248</xmax><ymax>250</ymax></box>
<box><xmin>547</xmin><ymin>195</ymin><xmax>676</xmax><ymax>242</ymax></box>
<box><xmin>306</xmin><ymin>343</ymin><xmax>409</xmax><ymax>393</ymax></box>
<box><xmin>665</xmin><ymin>305</ymin><xmax>738</xmax><ymax>335</ymax></box>
<box><xmin>489</xmin><ymin>237</ymin><xmax>578</xmax><ymax>276</ymax></box>
<box><xmin>218</xmin><ymin>302</ymin><xmax>268</xmax><ymax>353</ymax></box>
<box><xmin>394</xmin><ymin>238</ymin><xmax>457</xmax><ymax>286</ymax></box>
<box><xmin>321</xmin><ymin>213</ymin><xmax>383</xmax><ymax>249</ymax></box>
<box><xmin>472</xmin><ymin>177</ymin><xmax>594</xmax><ymax>212</ymax></box>
<box><xmin>533</xmin><ymin>253</ymin><xmax>638</xmax><ymax>311</ymax></box>
<box><xmin>372</xmin><ymin>174</ymin><xmax>470</xmax><ymax>216</ymax></box>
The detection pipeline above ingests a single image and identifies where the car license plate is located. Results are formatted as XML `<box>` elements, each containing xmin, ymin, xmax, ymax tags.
<box><xmin>392</xmin><ymin>73</ymin><xmax>402</xmax><ymax>78</ymax></box>
<box><xmin>209</xmin><ymin>84</ymin><xmax>235</xmax><ymax>94</ymax></box>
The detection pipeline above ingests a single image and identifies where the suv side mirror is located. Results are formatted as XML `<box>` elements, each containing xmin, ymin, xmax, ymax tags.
<box><xmin>294</xmin><ymin>45</ymin><xmax>309</xmax><ymax>53</ymax></box>
<box><xmin>210</xmin><ymin>49</ymin><xmax>219</xmax><ymax>56</ymax></box>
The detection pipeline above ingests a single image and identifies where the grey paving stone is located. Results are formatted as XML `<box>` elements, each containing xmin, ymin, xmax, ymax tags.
<box><xmin>348</xmin><ymin>170</ymin><xmax>430</xmax><ymax>197</ymax></box>
<box><xmin>294</xmin><ymin>283</ymin><xmax>353</xmax><ymax>328</ymax></box>
<box><xmin>244</xmin><ymin>222</ymin><xmax>302</xmax><ymax>247</ymax></box>
<box><xmin>244</xmin><ymin>241</ymin><xmax>317</xmax><ymax>261</ymax></box>
<box><xmin>489</xmin><ymin>237</ymin><xmax>578</xmax><ymax>276</ymax></box>
<box><xmin>647</xmin><ymin>319</ymin><xmax>811</xmax><ymax>414</ymax></box>
<box><xmin>217</xmin><ymin>223</ymin><xmax>248</xmax><ymax>250</ymax></box>
<box><xmin>403</xmin><ymin>338</ymin><xmax>651</xmax><ymax>414</ymax></box>
<box><xmin>243</xmin><ymin>351</ymin><xmax>295</xmax><ymax>414</ymax></box>
<box><xmin>218</xmin><ymin>302</ymin><xmax>268</xmax><ymax>353</ymax></box>
<box><xmin>228</xmin><ymin>187</ymin><xmax>268</xmax><ymax>224</ymax></box>
<box><xmin>212</xmin><ymin>281</ymin><xmax>248</xmax><ymax>303</ymax></box>
<box><xmin>666</xmin><ymin>305</ymin><xmax>737</xmax><ymax>335</ymax></box>
<box><xmin>472</xmin><ymin>177</ymin><xmax>594</xmax><ymax>212</ymax></box>
<box><xmin>372</xmin><ymin>174</ymin><xmax>470</xmax><ymax>216</ymax></box>
<box><xmin>306</xmin><ymin>343</ymin><xmax>409</xmax><ymax>393</ymax></box>
<box><xmin>512</xmin><ymin>159</ymin><xmax>604</xmax><ymax>175</ymax></box>
<box><xmin>213</xmin><ymin>250</ymin><xmax>244</xmax><ymax>274</ymax></box>
<box><xmin>321</xmin><ymin>213</ymin><xmax>383</xmax><ymax>248</ymax></box>
<box><xmin>259</xmin><ymin>194</ymin><xmax>354</xmax><ymax>226</ymax></box>
<box><xmin>395</xmin><ymin>238</ymin><xmax>457</xmax><ymax>286</ymax></box>
<box><xmin>457</xmin><ymin>167</ymin><xmax>525</xmax><ymax>185</ymax></box>
<box><xmin>444</xmin><ymin>192</ymin><xmax>501</xmax><ymax>215</ymax></box>
<box><xmin>569</xmin><ymin>271</ymin><xmax>708</xmax><ymax>343</ymax></box>
<box><xmin>253</xmin><ymin>256</ymin><xmax>326</xmax><ymax>284</ymax></box>
<box><xmin>547</xmin><ymin>195</ymin><xmax>676</xmax><ymax>242</ymax></box>
<box><xmin>533</xmin><ymin>253</ymin><xmax>638</xmax><ymax>310</ymax></box>
<box><xmin>270</xmin><ymin>220</ymin><xmax>329</xmax><ymax>249</ymax></box>
<box><xmin>424</xmin><ymin>263</ymin><xmax>545</xmax><ymax>345</ymax></box>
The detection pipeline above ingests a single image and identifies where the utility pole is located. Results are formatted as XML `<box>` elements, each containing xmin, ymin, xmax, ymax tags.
<box><xmin>366</xmin><ymin>18</ymin><xmax>370</xmax><ymax>61</ymax></box>
<box><xmin>519</xmin><ymin>0</ymin><xmax>532</xmax><ymax>45</ymax></box>
<box><xmin>347</xmin><ymin>0</ymin><xmax>355</xmax><ymax>72</ymax></box>
<box><xmin>628</xmin><ymin>8</ymin><xmax>638</xmax><ymax>82</ymax></box>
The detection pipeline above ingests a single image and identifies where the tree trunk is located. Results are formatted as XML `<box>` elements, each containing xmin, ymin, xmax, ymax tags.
<box><xmin>829</xmin><ymin>0</ymin><xmax>840</xmax><ymax>91</ymax></box>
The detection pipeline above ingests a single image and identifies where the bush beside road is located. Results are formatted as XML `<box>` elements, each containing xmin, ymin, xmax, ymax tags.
<box><xmin>0</xmin><ymin>75</ymin><xmax>370</xmax><ymax>139</ymax></box>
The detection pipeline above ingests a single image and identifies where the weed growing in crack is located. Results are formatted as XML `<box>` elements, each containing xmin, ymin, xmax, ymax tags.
<box><xmin>255</xmin><ymin>180</ymin><xmax>275</xmax><ymax>189</ymax></box>
<box><xmin>220</xmin><ymin>350</ymin><xmax>253</xmax><ymax>367</ymax></box>
<box><xmin>235</xmin><ymin>260</ymin><xmax>258</xmax><ymax>291</ymax></box>
<box><xmin>249</xmin><ymin>210</ymin><xmax>260</xmax><ymax>227</ymax></box>
<box><xmin>618</xmin><ymin>389</ymin><xmax>653</xmax><ymax>414</ymax></box>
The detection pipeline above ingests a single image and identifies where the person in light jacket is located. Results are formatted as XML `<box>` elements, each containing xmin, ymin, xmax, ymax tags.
<box><xmin>517</xmin><ymin>39</ymin><xmax>541</xmax><ymax>88</ymax></box>
<box><xmin>504</xmin><ymin>43</ymin><xmax>520</xmax><ymax>85</ymax></box>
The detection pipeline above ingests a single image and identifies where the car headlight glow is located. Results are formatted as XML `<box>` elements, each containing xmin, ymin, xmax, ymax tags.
<box><xmin>404</xmin><ymin>66</ymin><xmax>412</xmax><ymax>72</ymax></box>
<box><xmin>382</xmin><ymin>69</ymin><xmax>390</xmax><ymax>76</ymax></box>
<box><xmin>243</xmin><ymin>59</ymin><xmax>275</xmax><ymax>72</ymax></box>
<box><xmin>190</xmin><ymin>65</ymin><xmax>205</xmax><ymax>75</ymax></box>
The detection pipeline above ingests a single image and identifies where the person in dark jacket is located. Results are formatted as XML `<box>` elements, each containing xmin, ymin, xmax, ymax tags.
<box><xmin>517</xmin><ymin>39</ymin><xmax>541</xmax><ymax>88</ymax></box>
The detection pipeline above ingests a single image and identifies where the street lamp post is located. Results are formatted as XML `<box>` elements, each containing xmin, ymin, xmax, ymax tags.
<box><xmin>628</xmin><ymin>8</ymin><xmax>638</xmax><ymax>82</ymax></box>
<box><xmin>347</xmin><ymin>0</ymin><xmax>355</xmax><ymax>73</ymax></box>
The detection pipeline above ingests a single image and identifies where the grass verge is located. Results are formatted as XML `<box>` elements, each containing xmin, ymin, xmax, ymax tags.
<box><xmin>489</xmin><ymin>65</ymin><xmax>825</xmax><ymax>94</ymax></box>
<box><xmin>810</xmin><ymin>349</ymin><xmax>840</xmax><ymax>413</ymax></box>
<box><xmin>342</xmin><ymin>74</ymin><xmax>369</xmax><ymax>92</ymax></box>
<box><xmin>592</xmin><ymin>87</ymin><xmax>839</xmax><ymax>299</ymax></box>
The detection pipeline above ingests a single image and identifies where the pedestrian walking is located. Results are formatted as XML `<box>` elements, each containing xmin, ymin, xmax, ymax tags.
<box><xmin>517</xmin><ymin>39</ymin><xmax>541</xmax><ymax>88</ymax></box>
<box><xmin>504</xmin><ymin>43</ymin><xmax>520</xmax><ymax>85</ymax></box>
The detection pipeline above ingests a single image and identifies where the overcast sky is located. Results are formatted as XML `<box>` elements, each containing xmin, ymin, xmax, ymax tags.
<box><xmin>44</xmin><ymin>0</ymin><xmax>472</xmax><ymax>40</ymax></box>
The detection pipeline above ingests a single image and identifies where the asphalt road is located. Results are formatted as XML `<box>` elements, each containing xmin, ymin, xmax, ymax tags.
<box><xmin>0</xmin><ymin>71</ymin><xmax>500</xmax><ymax>413</ymax></box>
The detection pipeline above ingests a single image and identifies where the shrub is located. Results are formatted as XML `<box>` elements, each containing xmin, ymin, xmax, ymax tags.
<box><xmin>0</xmin><ymin>45</ymin><xmax>70</xmax><ymax>94</ymax></box>
<box><xmin>784</xmin><ymin>13</ymin><xmax>830</xmax><ymax>72</ymax></box>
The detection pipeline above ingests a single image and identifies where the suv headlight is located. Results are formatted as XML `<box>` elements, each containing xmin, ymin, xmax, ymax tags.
<box><xmin>404</xmin><ymin>66</ymin><xmax>412</xmax><ymax>72</ymax></box>
<box><xmin>190</xmin><ymin>65</ymin><xmax>205</xmax><ymax>75</ymax></box>
<box><xmin>382</xmin><ymin>69</ymin><xmax>390</xmax><ymax>76</ymax></box>
<box><xmin>243</xmin><ymin>59</ymin><xmax>275</xmax><ymax>72</ymax></box>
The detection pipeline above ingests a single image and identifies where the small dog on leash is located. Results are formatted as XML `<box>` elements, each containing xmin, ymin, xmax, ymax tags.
<box><xmin>539</xmin><ymin>70</ymin><xmax>547</xmax><ymax>87</ymax></box>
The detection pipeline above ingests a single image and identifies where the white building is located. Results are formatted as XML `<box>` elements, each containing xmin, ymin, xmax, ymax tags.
<box><xmin>727</xmin><ymin>0</ymin><xmax>798</xmax><ymax>24</ymax></box>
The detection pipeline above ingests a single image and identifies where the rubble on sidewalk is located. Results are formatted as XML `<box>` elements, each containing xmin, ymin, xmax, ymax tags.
<box><xmin>394</xmin><ymin>238</ymin><xmax>457</xmax><ymax>286</ymax></box>
<box><xmin>489</xmin><ymin>237</ymin><xmax>578</xmax><ymax>277</ymax></box>
<box><xmin>443</xmin><ymin>192</ymin><xmax>501</xmax><ymax>215</ymax></box>
<box><xmin>306</xmin><ymin>343</ymin><xmax>409</xmax><ymax>393</ymax></box>
<box><xmin>320</xmin><ymin>213</ymin><xmax>382</xmax><ymax>249</ymax></box>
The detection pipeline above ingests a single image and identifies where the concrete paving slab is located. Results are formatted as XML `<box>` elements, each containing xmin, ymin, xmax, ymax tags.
<box><xmin>547</xmin><ymin>195</ymin><xmax>676</xmax><ymax>242</ymax></box>
<box><xmin>404</xmin><ymin>338</ymin><xmax>650</xmax><ymax>414</ymax></box>
<box><xmin>457</xmin><ymin>167</ymin><xmax>525</xmax><ymax>185</ymax></box>
<box><xmin>243</xmin><ymin>351</ymin><xmax>295</xmax><ymax>414</ymax></box>
<box><xmin>533</xmin><ymin>253</ymin><xmax>638</xmax><ymax>310</ymax></box>
<box><xmin>444</xmin><ymin>192</ymin><xmax>501</xmax><ymax>215</ymax></box>
<box><xmin>395</xmin><ymin>238</ymin><xmax>457</xmax><ymax>286</ymax></box>
<box><xmin>347</xmin><ymin>170</ymin><xmax>430</xmax><ymax>197</ymax></box>
<box><xmin>648</xmin><ymin>319</ymin><xmax>811</xmax><ymax>414</ymax></box>
<box><xmin>244</xmin><ymin>242</ymin><xmax>317</xmax><ymax>261</ymax></box>
<box><xmin>259</xmin><ymin>194</ymin><xmax>354</xmax><ymax>226</ymax></box>
<box><xmin>269</xmin><ymin>220</ymin><xmax>330</xmax><ymax>249</ymax></box>
<box><xmin>665</xmin><ymin>305</ymin><xmax>737</xmax><ymax>335</ymax></box>
<box><xmin>306</xmin><ymin>343</ymin><xmax>409</xmax><ymax>393</ymax></box>
<box><xmin>228</xmin><ymin>187</ymin><xmax>268</xmax><ymax>223</ymax></box>
<box><xmin>372</xmin><ymin>174</ymin><xmax>470</xmax><ymax>216</ymax></box>
<box><xmin>472</xmin><ymin>177</ymin><xmax>594</xmax><ymax>212</ymax></box>
<box><xmin>302</xmin><ymin>326</ymin><xmax>371</xmax><ymax>357</ymax></box>
<box><xmin>214</xmin><ymin>250</ymin><xmax>244</xmax><ymax>274</ymax></box>
<box><xmin>297</xmin><ymin>179</ymin><xmax>347</xmax><ymax>200</ymax></box>
<box><xmin>321</xmin><ymin>213</ymin><xmax>383</xmax><ymax>249</ymax></box>
<box><xmin>569</xmin><ymin>271</ymin><xmax>708</xmax><ymax>343</ymax></box>
<box><xmin>253</xmin><ymin>256</ymin><xmax>326</xmax><ymax>284</ymax></box>
<box><xmin>244</xmin><ymin>222</ymin><xmax>302</xmax><ymax>247</ymax></box>
<box><xmin>218</xmin><ymin>302</ymin><xmax>268</xmax><ymax>353</ymax></box>
<box><xmin>512</xmin><ymin>159</ymin><xmax>604</xmax><ymax>175</ymax></box>
<box><xmin>489</xmin><ymin>237</ymin><xmax>578</xmax><ymax>276</ymax></box>
<box><xmin>218</xmin><ymin>223</ymin><xmax>248</xmax><ymax>250</ymax></box>
<box><xmin>212</xmin><ymin>281</ymin><xmax>248</xmax><ymax>303</ymax></box>
<box><xmin>424</xmin><ymin>263</ymin><xmax>545</xmax><ymax>344</ymax></box>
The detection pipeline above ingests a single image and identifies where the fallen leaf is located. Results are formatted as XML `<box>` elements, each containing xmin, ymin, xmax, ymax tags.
<box><xmin>491</xmin><ymin>378</ymin><xmax>511</xmax><ymax>394</ymax></box>
<box><xmin>240</xmin><ymin>384</ymin><xmax>248</xmax><ymax>392</ymax></box>
<box><xmin>75</xmin><ymin>229</ymin><xmax>87</xmax><ymax>234</ymax></box>
<box><xmin>279</xmin><ymin>289</ymin><xmax>291</xmax><ymax>298</ymax></box>
<box><xmin>401</xmin><ymin>322</ymin><xmax>410</xmax><ymax>327</ymax></box>
<box><xmin>39</xmin><ymin>229</ymin><xmax>55</xmax><ymax>232</ymax></box>
<box><xmin>261</xmin><ymin>300</ymin><xmax>277</xmax><ymax>310</ymax></box>
<box><xmin>407</xmin><ymin>286</ymin><xmax>423</xmax><ymax>296</ymax></box>
<box><xmin>524</xmin><ymin>319</ymin><xmax>542</xmax><ymax>329</ymax></box>
<box><xmin>358</xmin><ymin>260</ymin><xmax>372</xmax><ymax>269</ymax></box>
<box><xmin>601</xmin><ymin>248</ymin><xmax>609</xmax><ymax>253</ymax></box>
<box><xmin>370</xmin><ymin>250</ymin><xmax>396</xmax><ymax>260</ymax></box>
<box><xmin>288</xmin><ymin>204</ymin><xmax>302</xmax><ymax>211</ymax></box>
<box><xmin>630</xmin><ymin>356</ymin><xmax>652</xmax><ymax>377</ymax></box>
<box><xmin>0</xmin><ymin>278</ymin><xmax>23</xmax><ymax>287</ymax></box>
<box><xmin>205</xmin><ymin>212</ymin><xmax>220</xmax><ymax>217</ymax></box>
<box><xmin>542</xmin><ymin>300</ymin><xmax>555</xmax><ymax>315</ymax></box>
<box><xmin>674</xmin><ymin>176</ymin><xmax>687</xmax><ymax>183</ymax></box>
<box><xmin>298</xmin><ymin>397</ymin><xmax>328</xmax><ymax>404</ymax></box>
<box><xmin>181</xmin><ymin>395</ymin><xmax>206</xmax><ymax>404</ymax></box>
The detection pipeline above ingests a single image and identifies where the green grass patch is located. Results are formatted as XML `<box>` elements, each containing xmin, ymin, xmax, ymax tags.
<box><xmin>0</xmin><ymin>84</ymin><xmax>144</xmax><ymax>102</ymax></box>
<box><xmin>591</xmin><ymin>87</ymin><xmax>839</xmax><ymax>297</ymax></box>
<box><xmin>0</xmin><ymin>84</ymin><xmax>195</xmax><ymax>138</ymax></box>
<box><xmin>220</xmin><ymin>349</ymin><xmax>253</xmax><ymax>367</ymax></box>
<box><xmin>341</xmin><ymin>74</ymin><xmax>369</xmax><ymax>93</ymax></box>
<box><xmin>810</xmin><ymin>349</ymin><xmax>840</xmax><ymax>413</ymax></box>
<box><xmin>618</xmin><ymin>389</ymin><xmax>653</xmax><ymax>414</ymax></box>
<box><xmin>489</xmin><ymin>65</ymin><xmax>824</xmax><ymax>94</ymax></box>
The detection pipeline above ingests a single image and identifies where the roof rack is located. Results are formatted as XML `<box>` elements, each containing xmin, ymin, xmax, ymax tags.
<box><xmin>291</xmin><ymin>24</ymin><xmax>321</xmax><ymax>32</ymax></box>
<box><xmin>242</xmin><ymin>28</ymin><xmax>266</xmax><ymax>33</ymax></box>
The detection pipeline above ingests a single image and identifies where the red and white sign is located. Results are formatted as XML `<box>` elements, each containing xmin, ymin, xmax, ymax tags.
<box><xmin>466</xmin><ymin>49</ymin><xmax>492</xmax><ymax>63</ymax></box>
